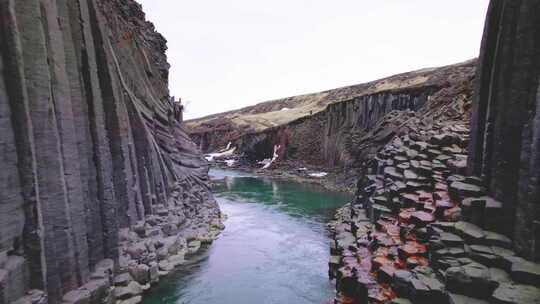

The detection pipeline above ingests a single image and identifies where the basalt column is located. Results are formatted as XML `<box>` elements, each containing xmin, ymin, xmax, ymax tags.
<box><xmin>0</xmin><ymin>0</ymin><xmax>221</xmax><ymax>303</ymax></box>
<box><xmin>468</xmin><ymin>0</ymin><xmax>540</xmax><ymax>261</ymax></box>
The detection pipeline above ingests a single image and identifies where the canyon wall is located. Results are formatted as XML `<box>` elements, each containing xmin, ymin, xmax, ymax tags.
<box><xmin>0</xmin><ymin>1</ymin><xmax>221</xmax><ymax>303</ymax></box>
<box><xmin>233</xmin><ymin>92</ymin><xmax>430</xmax><ymax>166</ymax></box>
<box><xmin>187</xmin><ymin>61</ymin><xmax>476</xmax><ymax>179</ymax></box>
<box><xmin>467</xmin><ymin>0</ymin><xmax>540</xmax><ymax>261</ymax></box>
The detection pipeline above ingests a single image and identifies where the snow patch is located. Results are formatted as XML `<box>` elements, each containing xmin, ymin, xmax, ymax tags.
<box><xmin>261</xmin><ymin>145</ymin><xmax>281</xmax><ymax>169</ymax></box>
<box><xmin>205</xmin><ymin>143</ymin><xmax>236</xmax><ymax>162</ymax></box>
<box><xmin>309</xmin><ymin>172</ymin><xmax>328</xmax><ymax>178</ymax></box>
<box><xmin>224</xmin><ymin>159</ymin><xmax>236</xmax><ymax>167</ymax></box>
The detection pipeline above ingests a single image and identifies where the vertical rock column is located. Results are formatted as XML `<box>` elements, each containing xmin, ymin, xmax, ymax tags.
<box><xmin>0</xmin><ymin>0</ymin><xmax>222</xmax><ymax>303</ymax></box>
<box><xmin>468</xmin><ymin>0</ymin><xmax>540</xmax><ymax>261</ymax></box>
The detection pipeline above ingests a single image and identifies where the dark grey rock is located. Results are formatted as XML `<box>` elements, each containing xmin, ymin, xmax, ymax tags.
<box><xmin>491</xmin><ymin>283</ymin><xmax>540</xmax><ymax>304</ymax></box>
<box><xmin>509</xmin><ymin>258</ymin><xmax>540</xmax><ymax>286</ymax></box>
<box><xmin>445</xmin><ymin>263</ymin><xmax>498</xmax><ymax>298</ymax></box>
<box><xmin>0</xmin><ymin>0</ymin><xmax>223</xmax><ymax>303</ymax></box>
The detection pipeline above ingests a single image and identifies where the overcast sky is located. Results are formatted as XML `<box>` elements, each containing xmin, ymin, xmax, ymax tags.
<box><xmin>137</xmin><ymin>0</ymin><xmax>490</xmax><ymax>120</ymax></box>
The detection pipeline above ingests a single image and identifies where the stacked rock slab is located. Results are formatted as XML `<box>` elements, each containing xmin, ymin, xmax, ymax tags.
<box><xmin>0</xmin><ymin>1</ymin><xmax>222</xmax><ymax>304</ymax></box>
<box><xmin>328</xmin><ymin>113</ymin><xmax>540</xmax><ymax>303</ymax></box>
<box><xmin>468</xmin><ymin>0</ymin><xmax>540</xmax><ymax>261</ymax></box>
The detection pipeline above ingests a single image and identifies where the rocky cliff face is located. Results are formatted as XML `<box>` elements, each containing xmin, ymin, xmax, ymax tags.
<box><xmin>468</xmin><ymin>0</ymin><xmax>540</xmax><ymax>262</ymax></box>
<box><xmin>0</xmin><ymin>1</ymin><xmax>221</xmax><ymax>304</ymax></box>
<box><xmin>186</xmin><ymin>60</ymin><xmax>475</xmax><ymax>190</ymax></box>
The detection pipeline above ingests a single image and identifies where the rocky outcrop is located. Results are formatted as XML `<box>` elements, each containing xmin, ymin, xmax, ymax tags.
<box><xmin>0</xmin><ymin>1</ymin><xmax>221</xmax><ymax>304</ymax></box>
<box><xmin>468</xmin><ymin>0</ymin><xmax>540</xmax><ymax>262</ymax></box>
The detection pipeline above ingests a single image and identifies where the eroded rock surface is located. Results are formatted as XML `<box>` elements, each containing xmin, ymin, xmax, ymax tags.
<box><xmin>0</xmin><ymin>1</ymin><xmax>222</xmax><ymax>303</ymax></box>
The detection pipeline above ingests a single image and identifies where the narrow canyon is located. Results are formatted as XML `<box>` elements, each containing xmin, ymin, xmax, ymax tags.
<box><xmin>1</xmin><ymin>0</ymin><xmax>539</xmax><ymax>304</ymax></box>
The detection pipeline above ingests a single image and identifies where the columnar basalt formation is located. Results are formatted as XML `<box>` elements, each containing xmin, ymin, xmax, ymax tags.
<box><xmin>468</xmin><ymin>0</ymin><xmax>540</xmax><ymax>262</ymax></box>
<box><xmin>327</xmin><ymin>0</ymin><xmax>540</xmax><ymax>303</ymax></box>
<box><xmin>185</xmin><ymin>60</ymin><xmax>476</xmax><ymax>172</ymax></box>
<box><xmin>328</xmin><ymin>98</ymin><xmax>540</xmax><ymax>303</ymax></box>
<box><xmin>0</xmin><ymin>1</ymin><xmax>222</xmax><ymax>304</ymax></box>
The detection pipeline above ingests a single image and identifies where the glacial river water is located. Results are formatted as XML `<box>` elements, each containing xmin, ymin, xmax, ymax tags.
<box><xmin>143</xmin><ymin>169</ymin><xmax>351</xmax><ymax>304</ymax></box>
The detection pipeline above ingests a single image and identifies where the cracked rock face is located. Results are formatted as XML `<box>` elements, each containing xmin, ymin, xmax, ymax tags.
<box><xmin>0</xmin><ymin>0</ymin><xmax>221</xmax><ymax>303</ymax></box>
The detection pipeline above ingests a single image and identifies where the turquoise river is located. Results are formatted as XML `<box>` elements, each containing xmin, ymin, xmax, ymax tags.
<box><xmin>143</xmin><ymin>169</ymin><xmax>351</xmax><ymax>304</ymax></box>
